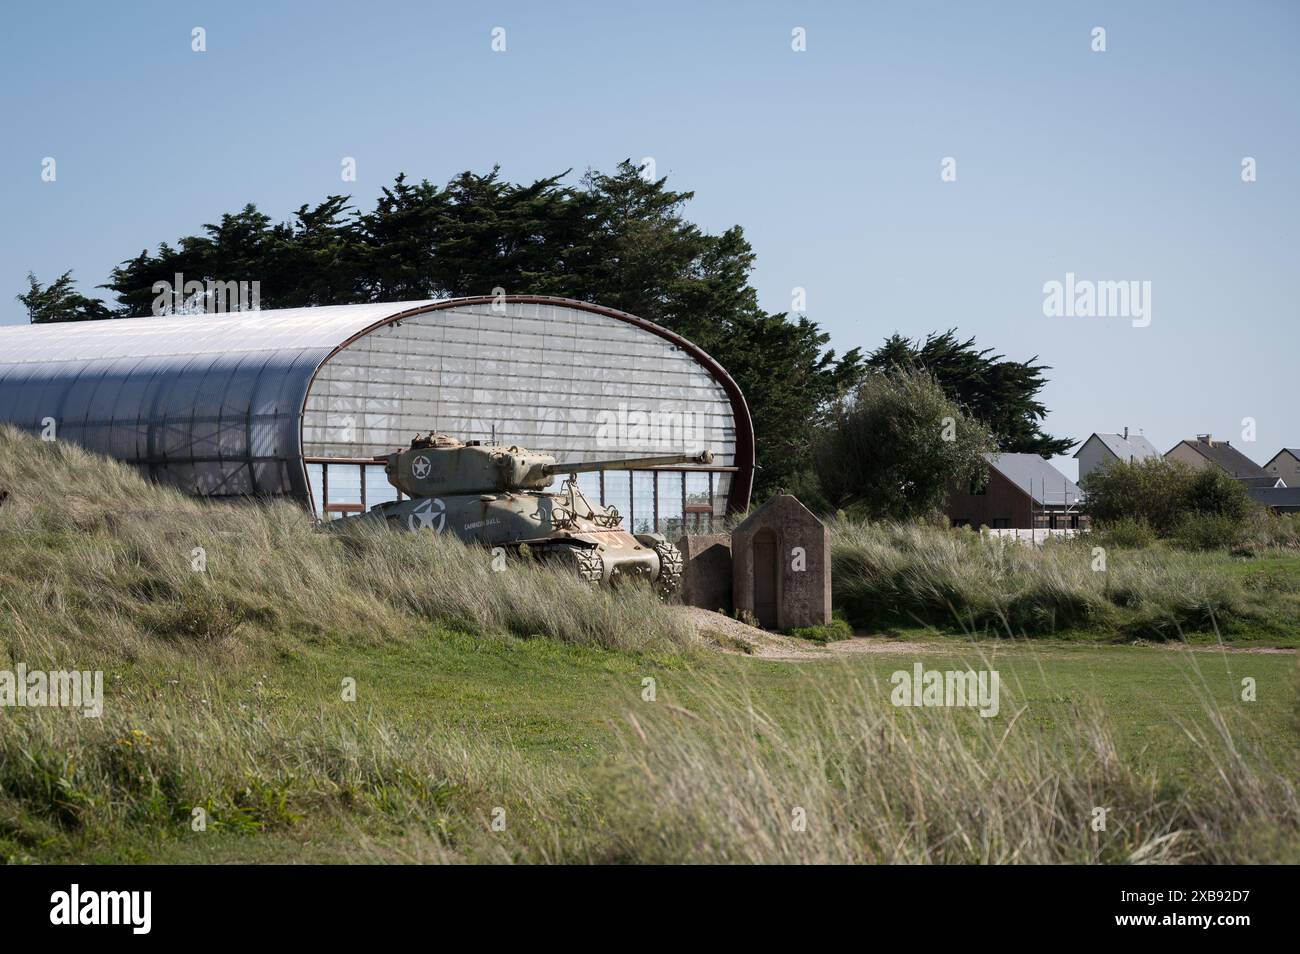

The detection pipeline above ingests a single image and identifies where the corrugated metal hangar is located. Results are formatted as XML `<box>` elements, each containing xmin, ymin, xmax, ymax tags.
<box><xmin>0</xmin><ymin>296</ymin><xmax>753</xmax><ymax>533</ymax></box>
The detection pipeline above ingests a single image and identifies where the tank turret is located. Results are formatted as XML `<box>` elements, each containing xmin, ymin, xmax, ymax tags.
<box><xmin>385</xmin><ymin>432</ymin><xmax>713</xmax><ymax>499</ymax></box>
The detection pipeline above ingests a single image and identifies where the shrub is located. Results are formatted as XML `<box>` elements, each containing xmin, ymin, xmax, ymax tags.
<box><xmin>1085</xmin><ymin>457</ymin><xmax>1253</xmax><ymax>544</ymax></box>
<box><xmin>1185</xmin><ymin>466</ymin><xmax>1253</xmax><ymax>523</ymax></box>
<box><xmin>1083</xmin><ymin>457</ymin><xmax>1193</xmax><ymax>534</ymax></box>
<box><xmin>1172</xmin><ymin>513</ymin><xmax>1245</xmax><ymax>552</ymax></box>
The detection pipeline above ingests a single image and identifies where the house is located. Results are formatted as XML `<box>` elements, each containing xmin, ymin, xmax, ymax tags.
<box><xmin>1248</xmin><ymin>486</ymin><xmax>1300</xmax><ymax>514</ymax></box>
<box><xmin>1164</xmin><ymin>434</ymin><xmax>1284</xmax><ymax>489</ymax></box>
<box><xmin>1074</xmin><ymin>428</ymin><xmax>1161</xmax><ymax>484</ymax></box>
<box><xmin>1264</xmin><ymin>449</ymin><xmax>1300</xmax><ymax>489</ymax></box>
<box><xmin>946</xmin><ymin>453</ymin><xmax>1087</xmax><ymax>530</ymax></box>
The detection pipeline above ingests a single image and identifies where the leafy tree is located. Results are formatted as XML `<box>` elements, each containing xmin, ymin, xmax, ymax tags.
<box><xmin>275</xmin><ymin>196</ymin><xmax>363</xmax><ymax>306</ymax></box>
<box><xmin>17</xmin><ymin>272</ymin><xmax>113</xmax><ymax>323</ymax></box>
<box><xmin>814</xmin><ymin>369</ymin><xmax>995</xmax><ymax>519</ymax></box>
<box><xmin>721</xmin><ymin>311</ymin><xmax>863</xmax><ymax>498</ymax></box>
<box><xmin>106</xmin><ymin>201</ymin><xmax>362</xmax><ymax>313</ymax></box>
<box><xmin>866</xmin><ymin>330</ymin><xmax>1071</xmax><ymax>457</ymax></box>
<box><xmin>352</xmin><ymin>167</ymin><xmax>585</xmax><ymax>302</ymax></box>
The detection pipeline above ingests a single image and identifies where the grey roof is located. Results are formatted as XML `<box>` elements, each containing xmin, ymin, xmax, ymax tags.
<box><xmin>1265</xmin><ymin>448</ymin><xmax>1300</xmax><ymax>465</ymax></box>
<box><xmin>1078</xmin><ymin>432</ymin><xmax>1161</xmax><ymax>462</ymax></box>
<box><xmin>0</xmin><ymin>301</ymin><xmax>437</xmax><ymax>364</ymax></box>
<box><xmin>1248</xmin><ymin>486</ymin><xmax>1300</xmax><ymax>510</ymax></box>
<box><xmin>984</xmin><ymin>452</ymin><xmax>1082</xmax><ymax>506</ymax></box>
<box><xmin>1170</xmin><ymin>438</ymin><xmax>1273</xmax><ymax>481</ymax></box>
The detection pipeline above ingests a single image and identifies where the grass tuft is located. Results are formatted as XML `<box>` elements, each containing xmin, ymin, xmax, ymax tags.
<box><xmin>829</xmin><ymin>517</ymin><xmax>1298</xmax><ymax>640</ymax></box>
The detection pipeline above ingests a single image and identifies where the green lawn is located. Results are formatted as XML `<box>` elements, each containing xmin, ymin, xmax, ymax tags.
<box><xmin>740</xmin><ymin>643</ymin><xmax>1296</xmax><ymax>783</ymax></box>
<box><xmin>161</xmin><ymin>630</ymin><xmax>1300</xmax><ymax>774</ymax></box>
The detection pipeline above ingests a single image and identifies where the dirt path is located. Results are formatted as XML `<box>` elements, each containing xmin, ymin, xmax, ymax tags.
<box><xmin>1178</xmin><ymin>645</ymin><xmax>1296</xmax><ymax>654</ymax></box>
<box><xmin>680</xmin><ymin>607</ymin><xmax>946</xmax><ymax>660</ymax></box>
<box><xmin>678</xmin><ymin>607</ymin><xmax>1297</xmax><ymax>661</ymax></box>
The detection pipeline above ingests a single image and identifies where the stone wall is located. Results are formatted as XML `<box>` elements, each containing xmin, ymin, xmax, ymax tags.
<box><xmin>675</xmin><ymin>533</ymin><xmax>733</xmax><ymax>613</ymax></box>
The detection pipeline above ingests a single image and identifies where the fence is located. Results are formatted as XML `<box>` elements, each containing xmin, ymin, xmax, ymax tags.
<box><xmin>981</xmin><ymin>528</ymin><xmax>1085</xmax><ymax>545</ymax></box>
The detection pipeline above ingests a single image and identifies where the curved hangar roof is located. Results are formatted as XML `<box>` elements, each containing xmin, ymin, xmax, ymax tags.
<box><xmin>0</xmin><ymin>296</ymin><xmax>754</xmax><ymax>512</ymax></box>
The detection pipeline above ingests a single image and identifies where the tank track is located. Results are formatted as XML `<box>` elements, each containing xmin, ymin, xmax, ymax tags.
<box><xmin>571</xmin><ymin>546</ymin><xmax>604</xmax><ymax>587</ymax></box>
<box><xmin>536</xmin><ymin>542</ymin><xmax>604</xmax><ymax>587</ymax></box>
<box><xmin>651</xmin><ymin>539</ymin><xmax>683</xmax><ymax>600</ymax></box>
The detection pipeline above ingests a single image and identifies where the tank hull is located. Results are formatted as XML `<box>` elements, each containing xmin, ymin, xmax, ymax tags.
<box><xmin>329</xmin><ymin>433</ymin><xmax>704</xmax><ymax>596</ymax></box>
<box><xmin>337</xmin><ymin>489</ymin><xmax>679</xmax><ymax>591</ymax></box>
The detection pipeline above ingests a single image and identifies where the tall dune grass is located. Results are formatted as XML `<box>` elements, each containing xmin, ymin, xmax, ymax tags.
<box><xmin>829</xmin><ymin>518</ymin><xmax>1291</xmax><ymax>639</ymax></box>
<box><xmin>0</xmin><ymin>426</ymin><xmax>692</xmax><ymax>663</ymax></box>
<box><xmin>593</xmin><ymin>664</ymin><xmax>1300</xmax><ymax>863</ymax></box>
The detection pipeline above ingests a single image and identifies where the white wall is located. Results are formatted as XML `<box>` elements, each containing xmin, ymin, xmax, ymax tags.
<box><xmin>1075</xmin><ymin>437</ymin><xmax>1114</xmax><ymax>486</ymax></box>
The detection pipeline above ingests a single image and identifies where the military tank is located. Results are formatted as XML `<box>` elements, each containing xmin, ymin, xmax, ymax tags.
<box><xmin>333</xmin><ymin>433</ymin><xmax>713</xmax><ymax>597</ymax></box>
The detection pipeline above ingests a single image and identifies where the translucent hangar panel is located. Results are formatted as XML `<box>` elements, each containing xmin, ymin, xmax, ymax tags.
<box><xmin>0</xmin><ymin>302</ymin><xmax>440</xmax><ymax>497</ymax></box>
<box><xmin>0</xmin><ymin>348</ymin><xmax>324</xmax><ymax>497</ymax></box>
<box><xmin>310</xmin><ymin>460</ymin><xmax>731</xmax><ymax>533</ymax></box>
<box><xmin>303</xmin><ymin>301</ymin><xmax>738</xmax><ymax>466</ymax></box>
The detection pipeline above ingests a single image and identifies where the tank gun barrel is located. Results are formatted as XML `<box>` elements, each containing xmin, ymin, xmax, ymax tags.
<box><xmin>541</xmin><ymin>449</ymin><xmax>713</xmax><ymax>476</ymax></box>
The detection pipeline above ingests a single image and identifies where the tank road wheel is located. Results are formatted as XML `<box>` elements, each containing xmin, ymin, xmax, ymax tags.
<box><xmin>545</xmin><ymin>544</ymin><xmax>603</xmax><ymax>587</ymax></box>
<box><xmin>651</xmin><ymin>539</ymin><xmax>683</xmax><ymax>600</ymax></box>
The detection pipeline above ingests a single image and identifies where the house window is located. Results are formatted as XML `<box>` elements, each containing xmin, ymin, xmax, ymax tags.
<box><xmin>991</xmin><ymin>518</ymin><xmax>1010</xmax><ymax>529</ymax></box>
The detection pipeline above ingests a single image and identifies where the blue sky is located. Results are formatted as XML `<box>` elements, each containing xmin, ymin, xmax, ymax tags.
<box><xmin>2</xmin><ymin>0</ymin><xmax>1296</xmax><ymax>475</ymax></box>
